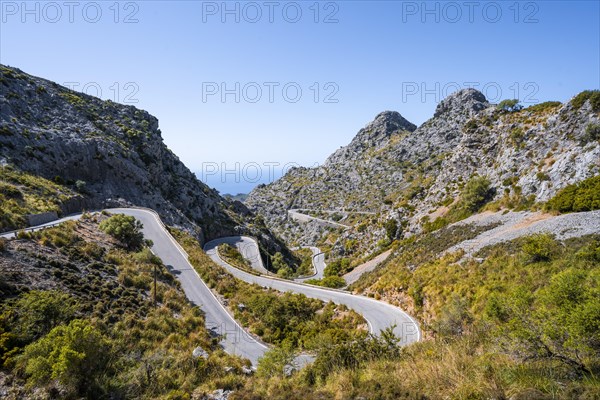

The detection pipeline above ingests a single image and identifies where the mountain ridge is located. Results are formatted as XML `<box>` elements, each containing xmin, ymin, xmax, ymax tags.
<box><xmin>0</xmin><ymin>64</ymin><xmax>292</xmax><ymax>260</ymax></box>
<box><xmin>246</xmin><ymin>88</ymin><xmax>600</xmax><ymax>258</ymax></box>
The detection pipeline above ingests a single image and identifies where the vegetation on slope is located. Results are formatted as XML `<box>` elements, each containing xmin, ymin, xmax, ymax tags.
<box><xmin>1</xmin><ymin>205</ymin><xmax>598</xmax><ymax>399</ymax></box>
<box><xmin>230</xmin><ymin>234</ymin><xmax>600</xmax><ymax>399</ymax></box>
<box><xmin>422</xmin><ymin>175</ymin><xmax>495</xmax><ymax>233</ymax></box>
<box><xmin>0</xmin><ymin>165</ymin><xmax>78</xmax><ymax>232</ymax></box>
<box><xmin>171</xmin><ymin>229</ymin><xmax>367</xmax><ymax>351</ymax></box>
<box><xmin>292</xmin><ymin>247</ymin><xmax>315</xmax><ymax>277</ymax></box>
<box><xmin>0</xmin><ymin>215</ymin><xmax>249</xmax><ymax>399</ymax></box>
<box><xmin>545</xmin><ymin>174</ymin><xmax>600</xmax><ymax>213</ymax></box>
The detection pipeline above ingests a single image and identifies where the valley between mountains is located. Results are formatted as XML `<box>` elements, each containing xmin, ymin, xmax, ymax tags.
<box><xmin>1</xmin><ymin>65</ymin><xmax>599</xmax><ymax>399</ymax></box>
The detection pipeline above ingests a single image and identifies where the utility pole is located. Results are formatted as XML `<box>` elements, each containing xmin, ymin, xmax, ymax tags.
<box><xmin>153</xmin><ymin>264</ymin><xmax>157</xmax><ymax>308</ymax></box>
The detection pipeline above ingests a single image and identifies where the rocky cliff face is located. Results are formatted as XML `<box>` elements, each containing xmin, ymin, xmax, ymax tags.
<box><xmin>246</xmin><ymin>88</ymin><xmax>600</xmax><ymax>256</ymax></box>
<box><xmin>0</xmin><ymin>65</ymin><xmax>287</xmax><ymax>254</ymax></box>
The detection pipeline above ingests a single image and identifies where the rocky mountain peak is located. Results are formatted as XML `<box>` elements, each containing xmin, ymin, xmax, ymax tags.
<box><xmin>324</xmin><ymin>111</ymin><xmax>415</xmax><ymax>165</ymax></box>
<box><xmin>369</xmin><ymin>111</ymin><xmax>417</xmax><ymax>134</ymax></box>
<box><xmin>434</xmin><ymin>88</ymin><xmax>491</xmax><ymax>118</ymax></box>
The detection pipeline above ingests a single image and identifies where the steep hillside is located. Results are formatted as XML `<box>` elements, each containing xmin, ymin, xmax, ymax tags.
<box><xmin>0</xmin><ymin>214</ymin><xmax>254</xmax><ymax>399</ymax></box>
<box><xmin>247</xmin><ymin>89</ymin><xmax>600</xmax><ymax>258</ymax></box>
<box><xmin>0</xmin><ymin>65</ymin><xmax>291</xmax><ymax>258</ymax></box>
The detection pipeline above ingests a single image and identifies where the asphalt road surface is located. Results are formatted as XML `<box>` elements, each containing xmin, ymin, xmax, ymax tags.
<box><xmin>3</xmin><ymin>208</ymin><xmax>420</xmax><ymax>365</ymax></box>
<box><xmin>107</xmin><ymin>209</ymin><xmax>269</xmax><ymax>365</ymax></box>
<box><xmin>204</xmin><ymin>237</ymin><xmax>421</xmax><ymax>346</ymax></box>
<box><xmin>295</xmin><ymin>246</ymin><xmax>326</xmax><ymax>282</ymax></box>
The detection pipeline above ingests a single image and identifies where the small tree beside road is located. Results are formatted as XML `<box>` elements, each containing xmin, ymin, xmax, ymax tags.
<box><xmin>99</xmin><ymin>214</ymin><xmax>145</xmax><ymax>250</ymax></box>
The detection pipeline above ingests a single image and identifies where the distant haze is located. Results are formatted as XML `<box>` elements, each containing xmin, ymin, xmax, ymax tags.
<box><xmin>197</xmin><ymin>166</ymin><xmax>289</xmax><ymax>195</ymax></box>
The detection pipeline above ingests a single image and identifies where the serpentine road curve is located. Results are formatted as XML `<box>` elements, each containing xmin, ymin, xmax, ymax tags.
<box><xmin>204</xmin><ymin>236</ymin><xmax>421</xmax><ymax>346</ymax></box>
<box><xmin>3</xmin><ymin>208</ymin><xmax>421</xmax><ymax>366</ymax></box>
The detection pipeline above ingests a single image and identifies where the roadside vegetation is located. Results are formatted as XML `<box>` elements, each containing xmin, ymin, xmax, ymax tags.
<box><xmin>292</xmin><ymin>247</ymin><xmax>315</xmax><ymax>277</ymax></box>
<box><xmin>231</xmin><ymin>233</ymin><xmax>600</xmax><ymax>399</ymax></box>
<box><xmin>218</xmin><ymin>243</ymin><xmax>256</xmax><ymax>274</ymax></box>
<box><xmin>304</xmin><ymin>257</ymin><xmax>350</xmax><ymax>288</ymax></box>
<box><xmin>0</xmin><ymin>165</ymin><xmax>78</xmax><ymax>232</ymax></box>
<box><xmin>171</xmin><ymin>229</ymin><xmax>367</xmax><ymax>351</ymax></box>
<box><xmin>2</xmin><ymin>211</ymin><xmax>599</xmax><ymax>399</ymax></box>
<box><xmin>422</xmin><ymin>175</ymin><xmax>495</xmax><ymax>233</ymax></box>
<box><xmin>0</xmin><ymin>214</ymin><xmax>249</xmax><ymax>399</ymax></box>
<box><xmin>545</xmin><ymin>174</ymin><xmax>600</xmax><ymax>213</ymax></box>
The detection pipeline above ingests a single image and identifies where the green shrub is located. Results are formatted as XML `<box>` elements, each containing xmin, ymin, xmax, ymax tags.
<box><xmin>422</xmin><ymin>217</ymin><xmax>449</xmax><ymax>233</ymax></box>
<box><xmin>491</xmin><ymin>266</ymin><xmax>599</xmax><ymax>375</ymax></box>
<box><xmin>536</xmin><ymin>171</ymin><xmax>550</xmax><ymax>181</ymax></box>
<box><xmin>270</xmin><ymin>251</ymin><xmax>287</xmax><ymax>273</ymax></box>
<box><xmin>525</xmin><ymin>101</ymin><xmax>562</xmax><ymax>113</ymax></box>
<box><xmin>256</xmin><ymin>347</ymin><xmax>296</xmax><ymax>379</ymax></box>
<box><xmin>219</xmin><ymin>243</ymin><xmax>252</xmax><ymax>272</ymax></box>
<box><xmin>20</xmin><ymin>319</ymin><xmax>110</xmax><ymax>396</ymax></box>
<box><xmin>4</xmin><ymin>290</ymin><xmax>77</xmax><ymax>344</ymax></box>
<box><xmin>459</xmin><ymin>176</ymin><xmax>494</xmax><ymax>213</ymax></box>
<box><xmin>509</xmin><ymin>127</ymin><xmax>525</xmax><ymax>148</ymax></box>
<box><xmin>308</xmin><ymin>327</ymin><xmax>401</xmax><ymax>382</ymax></box>
<box><xmin>75</xmin><ymin>180</ymin><xmax>87</xmax><ymax>193</ymax></box>
<box><xmin>497</xmin><ymin>99</ymin><xmax>523</xmax><ymax>112</ymax></box>
<box><xmin>463</xmin><ymin>118</ymin><xmax>478</xmax><ymax>134</ymax></box>
<box><xmin>0</xmin><ymin>183</ymin><xmax>23</xmax><ymax>199</ymax></box>
<box><xmin>323</xmin><ymin>258</ymin><xmax>350</xmax><ymax>277</ymax></box>
<box><xmin>571</xmin><ymin>90</ymin><xmax>600</xmax><ymax>112</ymax></box>
<box><xmin>384</xmin><ymin>219</ymin><xmax>399</xmax><ymax>240</ymax></box>
<box><xmin>545</xmin><ymin>175</ymin><xmax>600</xmax><ymax>213</ymax></box>
<box><xmin>99</xmin><ymin>214</ymin><xmax>144</xmax><ymax>250</ymax></box>
<box><xmin>580</xmin><ymin>123</ymin><xmax>600</xmax><ymax>145</ymax></box>
<box><xmin>521</xmin><ymin>233</ymin><xmax>556</xmax><ymax>263</ymax></box>
<box><xmin>432</xmin><ymin>294</ymin><xmax>473</xmax><ymax>337</ymax></box>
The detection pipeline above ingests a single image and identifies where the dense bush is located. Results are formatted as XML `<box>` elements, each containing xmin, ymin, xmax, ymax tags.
<box><xmin>305</xmin><ymin>275</ymin><xmax>346</xmax><ymax>289</ymax></box>
<box><xmin>422</xmin><ymin>176</ymin><xmax>495</xmax><ymax>233</ymax></box>
<box><xmin>459</xmin><ymin>175</ymin><xmax>494</xmax><ymax>213</ymax></box>
<box><xmin>571</xmin><ymin>89</ymin><xmax>600</xmax><ymax>112</ymax></box>
<box><xmin>306</xmin><ymin>327</ymin><xmax>402</xmax><ymax>383</ymax></box>
<box><xmin>521</xmin><ymin>233</ymin><xmax>556</xmax><ymax>263</ymax></box>
<box><xmin>293</xmin><ymin>248</ymin><xmax>314</xmax><ymax>277</ymax></box>
<box><xmin>323</xmin><ymin>258</ymin><xmax>350</xmax><ymax>277</ymax></box>
<box><xmin>219</xmin><ymin>243</ymin><xmax>253</xmax><ymax>273</ymax></box>
<box><xmin>19</xmin><ymin>319</ymin><xmax>110</xmax><ymax>397</ymax></box>
<box><xmin>497</xmin><ymin>99</ymin><xmax>523</xmax><ymax>112</ymax></box>
<box><xmin>99</xmin><ymin>214</ymin><xmax>145</xmax><ymax>250</ymax></box>
<box><xmin>4</xmin><ymin>290</ymin><xmax>77</xmax><ymax>345</ymax></box>
<box><xmin>384</xmin><ymin>219</ymin><xmax>399</xmax><ymax>240</ymax></box>
<box><xmin>489</xmin><ymin>266</ymin><xmax>599</xmax><ymax>375</ymax></box>
<box><xmin>545</xmin><ymin>175</ymin><xmax>600</xmax><ymax>213</ymax></box>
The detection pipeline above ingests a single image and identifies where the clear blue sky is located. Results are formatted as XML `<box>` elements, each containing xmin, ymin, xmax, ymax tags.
<box><xmin>1</xmin><ymin>1</ymin><xmax>599</xmax><ymax>194</ymax></box>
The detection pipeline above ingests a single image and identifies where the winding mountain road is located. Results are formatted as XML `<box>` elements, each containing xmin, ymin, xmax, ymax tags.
<box><xmin>287</xmin><ymin>246</ymin><xmax>327</xmax><ymax>281</ymax></box>
<box><xmin>204</xmin><ymin>237</ymin><xmax>421</xmax><ymax>347</ymax></box>
<box><xmin>3</xmin><ymin>208</ymin><xmax>421</xmax><ymax>365</ymax></box>
<box><xmin>295</xmin><ymin>246</ymin><xmax>326</xmax><ymax>282</ymax></box>
<box><xmin>108</xmin><ymin>209</ymin><xmax>270</xmax><ymax>364</ymax></box>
